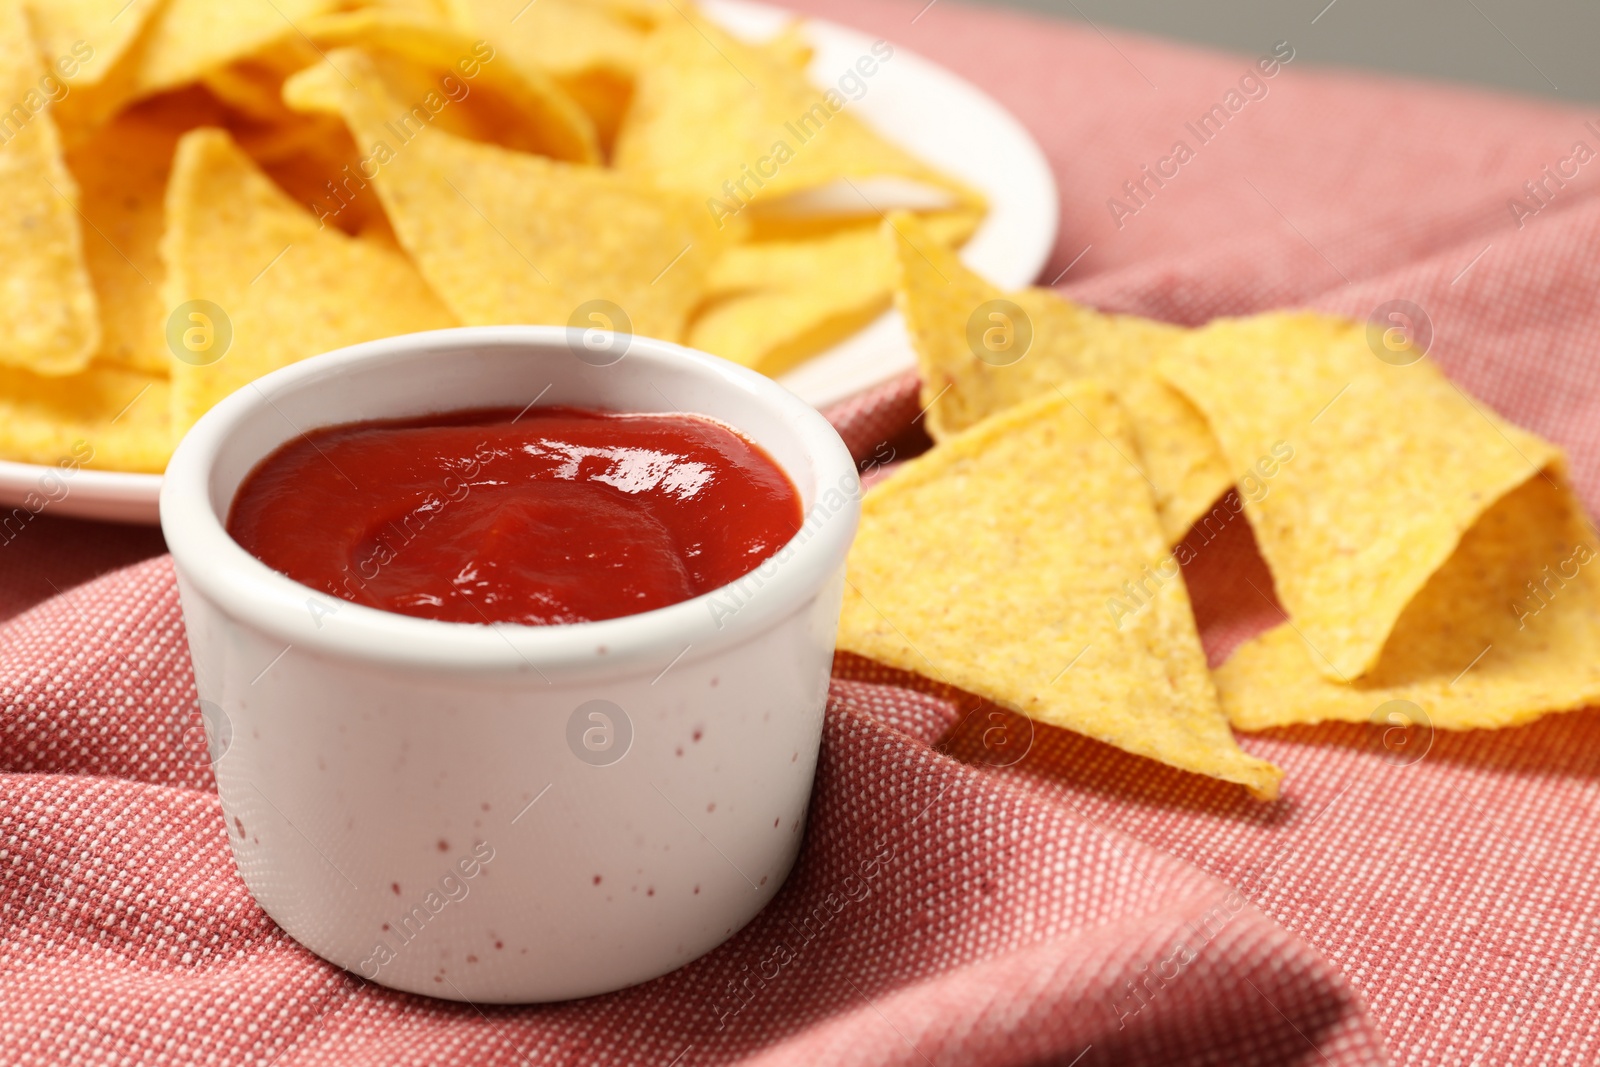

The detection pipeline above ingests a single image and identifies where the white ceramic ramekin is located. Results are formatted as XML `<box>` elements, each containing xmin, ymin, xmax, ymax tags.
<box><xmin>160</xmin><ymin>327</ymin><xmax>860</xmax><ymax>1002</ymax></box>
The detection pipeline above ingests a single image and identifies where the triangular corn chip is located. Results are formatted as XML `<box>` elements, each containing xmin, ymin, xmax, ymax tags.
<box><xmin>0</xmin><ymin>0</ymin><xmax>98</xmax><ymax>376</ymax></box>
<box><xmin>161</xmin><ymin>129</ymin><xmax>457</xmax><ymax>437</ymax></box>
<box><xmin>53</xmin><ymin>0</ymin><xmax>347</xmax><ymax>139</ymax></box>
<box><xmin>129</xmin><ymin>0</ymin><xmax>343</xmax><ymax>96</ymax></box>
<box><xmin>24</xmin><ymin>0</ymin><xmax>160</xmax><ymax>89</ymax></box>
<box><xmin>1219</xmin><ymin>472</ymin><xmax>1600</xmax><ymax>732</ymax></box>
<box><xmin>614</xmin><ymin>13</ymin><xmax>977</xmax><ymax>215</ymax></box>
<box><xmin>837</xmin><ymin>382</ymin><xmax>1283</xmax><ymax>799</ymax></box>
<box><xmin>445</xmin><ymin>0</ymin><xmax>643</xmax><ymax>147</ymax></box>
<box><xmin>203</xmin><ymin>41</ymin><xmax>319</xmax><ymax>128</ymax></box>
<box><xmin>0</xmin><ymin>363</ymin><xmax>170</xmax><ymax>472</ymax></box>
<box><xmin>690</xmin><ymin>211</ymin><xmax>977</xmax><ymax>375</ymax></box>
<box><xmin>66</xmin><ymin>100</ymin><xmax>189</xmax><ymax>377</ymax></box>
<box><xmin>286</xmin><ymin>50</ymin><xmax>718</xmax><ymax>342</ymax></box>
<box><xmin>1158</xmin><ymin>311</ymin><xmax>1561</xmax><ymax>682</ymax></box>
<box><xmin>888</xmin><ymin>212</ymin><xmax>1230</xmax><ymax>544</ymax></box>
<box><xmin>300</xmin><ymin>8</ymin><xmax>599</xmax><ymax>163</ymax></box>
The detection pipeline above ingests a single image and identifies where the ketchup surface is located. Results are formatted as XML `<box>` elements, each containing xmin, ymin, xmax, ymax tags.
<box><xmin>227</xmin><ymin>407</ymin><xmax>804</xmax><ymax>626</ymax></box>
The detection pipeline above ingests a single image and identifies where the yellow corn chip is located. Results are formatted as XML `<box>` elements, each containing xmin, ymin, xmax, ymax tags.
<box><xmin>260</xmin><ymin>125</ymin><xmax>394</xmax><ymax>237</ymax></box>
<box><xmin>53</xmin><ymin>0</ymin><xmax>347</xmax><ymax>139</ymax></box>
<box><xmin>888</xmin><ymin>212</ymin><xmax>1229</xmax><ymax>544</ymax></box>
<box><xmin>444</xmin><ymin>0</ymin><xmax>642</xmax><ymax>147</ymax></box>
<box><xmin>1158</xmin><ymin>311</ymin><xmax>1561</xmax><ymax>682</ymax></box>
<box><xmin>614</xmin><ymin>13</ymin><xmax>978</xmax><ymax>216</ymax></box>
<box><xmin>762</xmin><ymin>21</ymin><xmax>815</xmax><ymax>70</ymax></box>
<box><xmin>161</xmin><ymin>129</ymin><xmax>457</xmax><ymax>437</ymax></box>
<box><xmin>837</xmin><ymin>382</ymin><xmax>1283</xmax><ymax>799</ymax></box>
<box><xmin>1219</xmin><ymin>472</ymin><xmax>1600</xmax><ymax>732</ymax></box>
<box><xmin>0</xmin><ymin>362</ymin><xmax>170</xmax><ymax>472</ymax></box>
<box><xmin>201</xmin><ymin>37</ymin><xmax>324</xmax><ymax>127</ymax></box>
<box><xmin>301</xmin><ymin>8</ymin><xmax>599</xmax><ymax>163</ymax></box>
<box><xmin>691</xmin><ymin>287</ymin><xmax>883</xmax><ymax>378</ymax></box>
<box><xmin>445</xmin><ymin>0</ymin><xmax>641</xmax><ymax>80</ymax></box>
<box><xmin>66</xmin><ymin>101</ymin><xmax>189</xmax><ymax>377</ymax></box>
<box><xmin>704</xmin><ymin>211</ymin><xmax>977</xmax><ymax>298</ymax></box>
<box><xmin>690</xmin><ymin>211</ymin><xmax>977</xmax><ymax>375</ymax></box>
<box><xmin>23</xmin><ymin>0</ymin><xmax>159</xmax><ymax>88</ymax></box>
<box><xmin>0</xmin><ymin>0</ymin><xmax>98</xmax><ymax>376</ymax></box>
<box><xmin>578</xmin><ymin>0</ymin><xmax>667</xmax><ymax>31</ymax></box>
<box><xmin>286</xmin><ymin>50</ymin><xmax>719</xmax><ymax>342</ymax></box>
<box><xmin>133</xmin><ymin>0</ymin><xmax>344</xmax><ymax>95</ymax></box>
<box><xmin>360</xmin><ymin>0</ymin><xmax>464</xmax><ymax>20</ymax></box>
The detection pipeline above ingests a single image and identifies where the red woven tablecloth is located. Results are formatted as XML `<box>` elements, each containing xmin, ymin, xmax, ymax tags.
<box><xmin>6</xmin><ymin>2</ymin><xmax>1600</xmax><ymax>1063</ymax></box>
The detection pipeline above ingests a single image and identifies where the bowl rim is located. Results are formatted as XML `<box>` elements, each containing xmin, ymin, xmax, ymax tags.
<box><xmin>159</xmin><ymin>326</ymin><xmax>861</xmax><ymax>681</ymax></box>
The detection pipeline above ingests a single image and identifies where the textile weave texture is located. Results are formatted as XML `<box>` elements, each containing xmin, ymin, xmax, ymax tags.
<box><xmin>6</xmin><ymin>0</ymin><xmax>1600</xmax><ymax>1062</ymax></box>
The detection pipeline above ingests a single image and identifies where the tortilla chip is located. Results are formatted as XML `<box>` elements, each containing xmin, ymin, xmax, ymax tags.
<box><xmin>0</xmin><ymin>362</ymin><xmax>171</xmax><ymax>472</ymax></box>
<box><xmin>361</xmin><ymin>0</ymin><xmax>464</xmax><ymax>19</ymax></box>
<box><xmin>690</xmin><ymin>286</ymin><xmax>883</xmax><ymax>377</ymax></box>
<box><xmin>579</xmin><ymin>0</ymin><xmax>667</xmax><ymax>31</ymax></box>
<box><xmin>286</xmin><ymin>50</ymin><xmax>719</xmax><ymax>342</ymax></box>
<box><xmin>259</xmin><ymin>124</ymin><xmax>393</xmax><ymax>238</ymax></box>
<box><xmin>690</xmin><ymin>211</ymin><xmax>977</xmax><ymax>375</ymax></box>
<box><xmin>704</xmin><ymin>211</ymin><xmax>976</xmax><ymax>297</ymax></box>
<box><xmin>54</xmin><ymin>0</ymin><xmax>347</xmax><ymax>139</ymax></box>
<box><xmin>762</xmin><ymin>21</ymin><xmax>815</xmax><ymax>70</ymax></box>
<box><xmin>445</xmin><ymin>0</ymin><xmax>641</xmax><ymax>80</ymax></box>
<box><xmin>23</xmin><ymin>0</ymin><xmax>161</xmax><ymax>88</ymax></box>
<box><xmin>201</xmin><ymin>37</ymin><xmax>324</xmax><ymax>127</ymax></box>
<box><xmin>888</xmin><ymin>212</ymin><xmax>1229</xmax><ymax>544</ymax></box>
<box><xmin>0</xmin><ymin>0</ymin><xmax>99</xmax><ymax>376</ymax></box>
<box><xmin>614</xmin><ymin>13</ymin><xmax>977</xmax><ymax>213</ymax></box>
<box><xmin>837</xmin><ymin>382</ymin><xmax>1283</xmax><ymax>799</ymax></box>
<box><xmin>161</xmin><ymin>129</ymin><xmax>457</xmax><ymax>437</ymax></box>
<box><xmin>301</xmin><ymin>8</ymin><xmax>599</xmax><ymax>163</ymax></box>
<box><xmin>65</xmin><ymin>101</ymin><xmax>194</xmax><ymax>377</ymax></box>
<box><xmin>132</xmin><ymin>0</ymin><xmax>343</xmax><ymax>95</ymax></box>
<box><xmin>1220</xmin><ymin>473</ymin><xmax>1600</xmax><ymax>732</ymax></box>
<box><xmin>444</xmin><ymin>0</ymin><xmax>642</xmax><ymax>147</ymax></box>
<box><xmin>1158</xmin><ymin>311</ymin><xmax>1561</xmax><ymax>682</ymax></box>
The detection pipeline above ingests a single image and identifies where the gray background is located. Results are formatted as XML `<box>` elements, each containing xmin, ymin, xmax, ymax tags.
<box><xmin>966</xmin><ymin>0</ymin><xmax>1599</xmax><ymax>103</ymax></box>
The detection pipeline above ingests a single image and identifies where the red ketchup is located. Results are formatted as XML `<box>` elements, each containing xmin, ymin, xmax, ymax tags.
<box><xmin>227</xmin><ymin>407</ymin><xmax>804</xmax><ymax>626</ymax></box>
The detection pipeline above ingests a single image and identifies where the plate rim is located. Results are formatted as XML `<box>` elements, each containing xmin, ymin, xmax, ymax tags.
<box><xmin>0</xmin><ymin>1</ymin><xmax>1059</xmax><ymax>526</ymax></box>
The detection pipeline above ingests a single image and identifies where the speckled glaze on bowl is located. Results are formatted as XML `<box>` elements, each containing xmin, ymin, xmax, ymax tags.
<box><xmin>160</xmin><ymin>326</ymin><xmax>860</xmax><ymax>1002</ymax></box>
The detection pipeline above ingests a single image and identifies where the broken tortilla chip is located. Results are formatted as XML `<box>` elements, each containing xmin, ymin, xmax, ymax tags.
<box><xmin>161</xmin><ymin>128</ymin><xmax>457</xmax><ymax>437</ymax></box>
<box><xmin>0</xmin><ymin>0</ymin><xmax>99</xmax><ymax>376</ymax></box>
<box><xmin>1158</xmin><ymin>311</ymin><xmax>1561</xmax><ymax>682</ymax></box>
<box><xmin>286</xmin><ymin>50</ymin><xmax>718</xmax><ymax>342</ymax></box>
<box><xmin>836</xmin><ymin>381</ymin><xmax>1283</xmax><ymax>799</ymax></box>
<box><xmin>614</xmin><ymin>13</ymin><xmax>977</xmax><ymax>215</ymax></box>
<box><xmin>1219</xmin><ymin>472</ymin><xmax>1600</xmax><ymax>732</ymax></box>
<box><xmin>888</xmin><ymin>212</ymin><xmax>1230</xmax><ymax>544</ymax></box>
<box><xmin>0</xmin><ymin>362</ymin><xmax>170</xmax><ymax>472</ymax></box>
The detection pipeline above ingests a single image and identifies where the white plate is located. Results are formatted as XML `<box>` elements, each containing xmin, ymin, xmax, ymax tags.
<box><xmin>0</xmin><ymin>1</ymin><xmax>1057</xmax><ymax>526</ymax></box>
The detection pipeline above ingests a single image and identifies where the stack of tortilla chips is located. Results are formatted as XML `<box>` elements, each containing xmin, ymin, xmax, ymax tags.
<box><xmin>0</xmin><ymin>0</ymin><xmax>982</xmax><ymax>471</ymax></box>
<box><xmin>838</xmin><ymin>212</ymin><xmax>1600</xmax><ymax>799</ymax></box>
